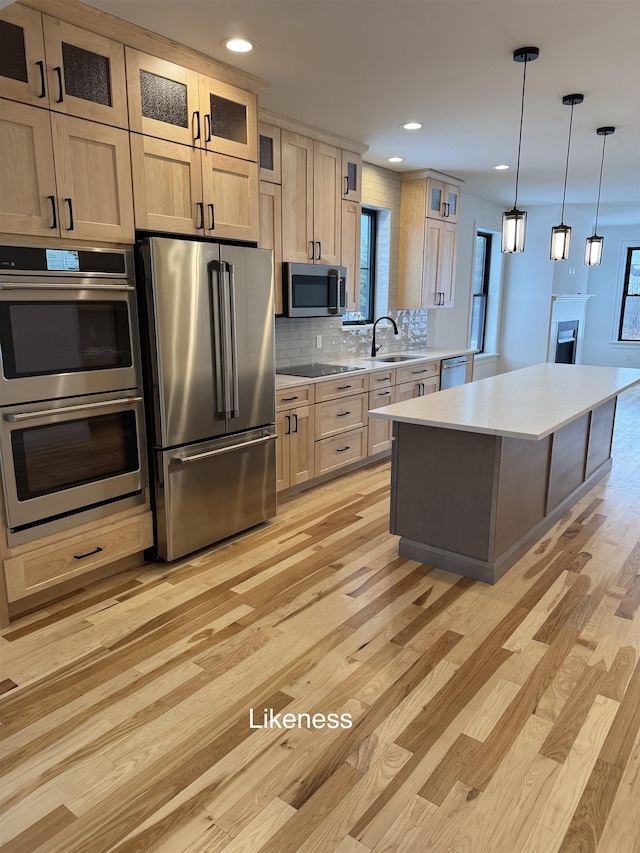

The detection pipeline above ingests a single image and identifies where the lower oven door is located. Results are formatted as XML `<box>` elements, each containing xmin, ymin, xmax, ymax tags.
<box><xmin>0</xmin><ymin>391</ymin><xmax>147</xmax><ymax>534</ymax></box>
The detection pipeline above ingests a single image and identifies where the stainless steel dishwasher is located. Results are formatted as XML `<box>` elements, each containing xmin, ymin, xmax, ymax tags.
<box><xmin>440</xmin><ymin>355</ymin><xmax>470</xmax><ymax>389</ymax></box>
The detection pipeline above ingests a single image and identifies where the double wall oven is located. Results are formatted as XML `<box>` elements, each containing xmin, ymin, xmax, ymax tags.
<box><xmin>0</xmin><ymin>244</ymin><xmax>147</xmax><ymax>544</ymax></box>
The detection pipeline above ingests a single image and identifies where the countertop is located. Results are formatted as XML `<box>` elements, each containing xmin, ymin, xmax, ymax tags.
<box><xmin>275</xmin><ymin>347</ymin><xmax>475</xmax><ymax>389</ymax></box>
<box><xmin>369</xmin><ymin>363</ymin><xmax>640</xmax><ymax>440</ymax></box>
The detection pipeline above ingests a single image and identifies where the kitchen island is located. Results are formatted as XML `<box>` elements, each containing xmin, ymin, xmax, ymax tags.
<box><xmin>369</xmin><ymin>363</ymin><xmax>640</xmax><ymax>583</ymax></box>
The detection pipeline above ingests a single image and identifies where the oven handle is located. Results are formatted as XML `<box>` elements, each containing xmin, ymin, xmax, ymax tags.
<box><xmin>0</xmin><ymin>283</ymin><xmax>135</xmax><ymax>291</ymax></box>
<box><xmin>4</xmin><ymin>396</ymin><xmax>143</xmax><ymax>422</ymax></box>
<box><xmin>170</xmin><ymin>434</ymin><xmax>277</xmax><ymax>465</ymax></box>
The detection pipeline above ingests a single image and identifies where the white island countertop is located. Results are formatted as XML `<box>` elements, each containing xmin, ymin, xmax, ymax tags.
<box><xmin>369</xmin><ymin>363</ymin><xmax>640</xmax><ymax>440</ymax></box>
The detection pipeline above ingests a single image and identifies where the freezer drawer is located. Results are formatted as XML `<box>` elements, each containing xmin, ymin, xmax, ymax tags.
<box><xmin>154</xmin><ymin>426</ymin><xmax>277</xmax><ymax>561</ymax></box>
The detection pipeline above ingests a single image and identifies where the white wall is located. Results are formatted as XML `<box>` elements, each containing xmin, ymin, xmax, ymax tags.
<box><xmin>582</xmin><ymin>224</ymin><xmax>640</xmax><ymax>368</ymax></box>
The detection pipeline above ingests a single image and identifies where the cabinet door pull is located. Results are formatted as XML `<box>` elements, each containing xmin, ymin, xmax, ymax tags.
<box><xmin>74</xmin><ymin>545</ymin><xmax>103</xmax><ymax>560</ymax></box>
<box><xmin>54</xmin><ymin>66</ymin><xmax>63</xmax><ymax>102</ymax></box>
<box><xmin>336</xmin><ymin>411</ymin><xmax>351</xmax><ymax>417</ymax></box>
<box><xmin>36</xmin><ymin>60</ymin><xmax>46</xmax><ymax>98</ymax></box>
<box><xmin>315</xmin><ymin>241</ymin><xmax>321</xmax><ymax>260</ymax></box>
<box><xmin>336</xmin><ymin>446</ymin><xmax>350</xmax><ymax>453</ymax></box>
<box><xmin>48</xmin><ymin>196</ymin><xmax>57</xmax><ymax>229</ymax></box>
<box><xmin>309</xmin><ymin>240</ymin><xmax>314</xmax><ymax>260</ymax></box>
<box><xmin>208</xmin><ymin>203</ymin><xmax>215</xmax><ymax>230</ymax></box>
<box><xmin>344</xmin><ymin>176</ymin><xmax>349</xmax><ymax>195</ymax></box>
<box><xmin>292</xmin><ymin>413</ymin><xmax>298</xmax><ymax>432</ymax></box>
<box><xmin>192</xmin><ymin>110</ymin><xmax>201</xmax><ymax>141</ymax></box>
<box><xmin>281</xmin><ymin>395</ymin><xmax>299</xmax><ymax>402</ymax></box>
<box><xmin>64</xmin><ymin>198</ymin><xmax>74</xmax><ymax>231</ymax></box>
<box><xmin>337</xmin><ymin>385</ymin><xmax>352</xmax><ymax>390</ymax></box>
<box><xmin>204</xmin><ymin>113</ymin><xmax>212</xmax><ymax>143</ymax></box>
<box><xmin>196</xmin><ymin>202</ymin><xmax>204</xmax><ymax>229</ymax></box>
<box><xmin>285</xmin><ymin>415</ymin><xmax>291</xmax><ymax>435</ymax></box>
<box><xmin>418</xmin><ymin>383</ymin><xmax>424</xmax><ymax>396</ymax></box>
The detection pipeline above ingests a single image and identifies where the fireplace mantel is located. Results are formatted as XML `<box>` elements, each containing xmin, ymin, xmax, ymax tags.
<box><xmin>547</xmin><ymin>294</ymin><xmax>595</xmax><ymax>364</ymax></box>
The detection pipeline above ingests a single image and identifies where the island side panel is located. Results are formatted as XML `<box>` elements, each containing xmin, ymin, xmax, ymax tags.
<box><xmin>585</xmin><ymin>398</ymin><xmax>616</xmax><ymax>477</ymax></box>
<box><xmin>390</xmin><ymin>422</ymin><xmax>500</xmax><ymax>562</ymax></box>
<box><xmin>547</xmin><ymin>413</ymin><xmax>590</xmax><ymax>513</ymax></box>
<box><xmin>492</xmin><ymin>434</ymin><xmax>551</xmax><ymax>560</ymax></box>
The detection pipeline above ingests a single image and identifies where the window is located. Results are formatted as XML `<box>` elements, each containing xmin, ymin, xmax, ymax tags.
<box><xmin>619</xmin><ymin>247</ymin><xmax>640</xmax><ymax>342</ymax></box>
<box><xmin>344</xmin><ymin>208</ymin><xmax>376</xmax><ymax>325</ymax></box>
<box><xmin>470</xmin><ymin>232</ymin><xmax>491</xmax><ymax>352</ymax></box>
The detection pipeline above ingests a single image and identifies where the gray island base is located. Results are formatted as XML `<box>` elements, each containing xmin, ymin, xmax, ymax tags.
<box><xmin>370</xmin><ymin>364</ymin><xmax>640</xmax><ymax>584</ymax></box>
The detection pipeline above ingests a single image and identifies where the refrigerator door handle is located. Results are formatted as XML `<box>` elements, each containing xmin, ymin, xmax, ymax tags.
<box><xmin>225</xmin><ymin>262</ymin><xmax>240</xmax><ymax>418</ymax></box>
<box><xmin>208</xmin><ymin>259</ymin><xmax>227</xmax><ymax>417</ymax></box>
<box><xmin>170</xmin><ymin>433</ymin><xmax>277</xmax><ymax>465</ymax></box>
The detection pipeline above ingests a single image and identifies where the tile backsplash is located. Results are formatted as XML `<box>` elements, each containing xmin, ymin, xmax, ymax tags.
<box><xmin>275</xmin><ymin>310</ymin><xmax>428</xmax><ymax>368</ymax></box>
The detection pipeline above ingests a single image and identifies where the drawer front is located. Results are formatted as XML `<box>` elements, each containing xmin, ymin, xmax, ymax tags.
<box><xmin>276</xmin><ymin>384</ymin><xmax>314</xmax><ymax>411</ymax></box>
<box><xmin>315</xmin><ymin>374</ymin><xmax>368</xmax><ymax>402</ymax></box>
<box><xmin>397</xmin><ymin>376</ymin><xmax>440</xmax><ymax>403</ymax></box>
<box><xmin>315</xmin><ymin>427</ymin><xmax>367</xmax><ymax>476</ymax></box>
<box><xmin>316</xmin><ymin>393</ymin><xmax>367</xmax><ymax>440</ymax></box>
<box><xmin>368</xmin><ymin>387</ymin><xmax>397</xmax><ymax>409</ymax></box>
<box><xmin>368</xmin><ymin>369</ymin><xmax>395</xmax><ymax>390</ymax></box>
<box><xmin>396</xmin><ymin>361</ymin><xmax>440</xmax><ymax>384</ymax></box>
<box><xmin>3</xmin><ymin>512</ymin><xmax>154</xmax><ymax>602</ymax></box>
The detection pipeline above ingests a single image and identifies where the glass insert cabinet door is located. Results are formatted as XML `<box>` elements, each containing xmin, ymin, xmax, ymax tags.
<box><xmin>0</xmin><ymin>4</ymin><xmax>47</xmax><ymax>106</ymax></box>
<box><xmin>42</xmin><ymin>16</ymin><xmax>128</xmax><ymax>128</ymax></box>
<box><xmin>199</xmin><ymin>75</ymin><xmax>257</xmax><ymax>162</ymax></box>
<box><xmin>259</xmin><ymin>122</ymin><xmax>281</xmax><ymax>183</ymax></box>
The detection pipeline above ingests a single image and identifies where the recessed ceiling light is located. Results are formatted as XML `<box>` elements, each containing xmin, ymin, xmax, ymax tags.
<box><xmin>402</xmin><ymin>122</ymin><xmax>422</xmax><ymax>131</ymax></box>
<box><xmin>221</xmin><ymin>37</ymin><xmax>255</xmax><ymax>53</ymax></box>
<box><xmin>388</xmin><ymin>156</ymin><xmax>404</xmax><ymax>163</ymax></box>
<box><xmin>494</xmin><ymin>164</ymin><xmax>510</xmax><ymax>170</ymax></box>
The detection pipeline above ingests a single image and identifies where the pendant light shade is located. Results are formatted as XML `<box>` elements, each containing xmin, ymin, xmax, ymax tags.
<box><xmin>585</xmin><ymin>127</ymin><xmax>615</xmax><ymax>266</ymax></box>
<box><xmin>501</xmin><ymin>46</ymin><xmax>539</xmax><ymax>254</ymax></box>
<box><xmin>550</xmin><ymin>94</ymin><xmax>583</xmax><ymax>261</ymax></box>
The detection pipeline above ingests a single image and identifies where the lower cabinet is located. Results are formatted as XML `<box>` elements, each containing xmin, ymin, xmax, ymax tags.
<box><xmin>368</xmin><ymin>386</ymin><xmax>397</xmax><ymax>455</ymax></box>
<box><xmin>276</xmin><ymin>385</ymin><xmax>315</xmax><ymax>492</ymax></box>
<box><xmin>315</xmin><ymin>427</ymin><xmax>368</xmax><ymax>476</ymax></box>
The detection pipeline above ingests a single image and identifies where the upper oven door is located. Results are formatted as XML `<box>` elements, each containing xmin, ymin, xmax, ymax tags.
<box><xmin>0</xmin><ymin>278</ymin><xmax>140</xmax><ymax>405</ymax></box>
<box><xmin>0</xmin><ymin>391</ymin><xmax>147</xmax><ymax>532</ymax></box>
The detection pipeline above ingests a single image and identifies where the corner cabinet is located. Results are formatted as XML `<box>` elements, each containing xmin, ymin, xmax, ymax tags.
<box><xmin>398</xmin><ymin>170</ymin><xmax>463</xmax><ymax>310</ymax></box>
<box><xmin>0</xmin><ymin>99</ymin><xmax>133</xmax><ymax>242</ymax></box>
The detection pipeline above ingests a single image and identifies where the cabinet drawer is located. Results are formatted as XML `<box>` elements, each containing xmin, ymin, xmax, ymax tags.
<box><xmin>368</xmin><ymin>387</ymin><xmax>396</xmax><ymax>408</ymax></box>
<box><xmin>276</xmin><ymin>384</ymin><xmax>314</xmax><ymax>411</ymax></box>
<box><xmin>368</xmin><ymin>369</ymin><xmax>395</xmax><ymax>390</ymax></box>
<box><xmin>316</xmin><ymin>393</ymin><xmax>367</xmax><ymax>440</ymax></box>
<box><xmin>315</xmin><ymin>374</ymin><xmax>368</xmax><ymax>402</ymax></box>
<box><xmin>396</xmin><ymin>361</ymin><xmax>440</xmax><ymax>384</ymax></box>
<box><xmin>315</xmin><ymin>427</ymin><xmax>367</xmax><ymax>476</ymax></box>
<box><xmin>397</xmin><ymin>376</ymin><xmax>440</xmax><ymax>403</ymax></box>
<box><xmin>3</xmin><ymin>512</ymin><xmax>153</xmax><ymax>602</ymax></box>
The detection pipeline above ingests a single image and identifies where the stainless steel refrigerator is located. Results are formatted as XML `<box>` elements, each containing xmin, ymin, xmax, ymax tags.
<box><xmin>138</xmin><ymin>236</ymin><xmax>276</xmax><ymax>561</ymax></box>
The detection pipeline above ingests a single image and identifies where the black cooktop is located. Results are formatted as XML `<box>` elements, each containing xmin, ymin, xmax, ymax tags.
<box><xmin>277</xmin><ymin>363</ymin><xmax>365</xmax><ymax>378</ymax></box>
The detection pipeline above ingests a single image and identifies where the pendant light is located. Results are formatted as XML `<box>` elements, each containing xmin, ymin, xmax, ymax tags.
<box><xmin>585</xmin><ymin>126</ymin><xmax>615</xmax><ymax>266</ymax></box>
<box><xmin>501</xmin><ymin>46</ymin><xmax>539</xmax><ymax>254</ymax></box>
<box><xmin>550</xmin><ymin>94</ymin><xmax>584</xmax><ymax>261</ymax></box>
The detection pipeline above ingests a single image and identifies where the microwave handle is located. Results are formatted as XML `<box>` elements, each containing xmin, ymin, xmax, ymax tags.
<box><xmin>4</xmin><ymin>396</ymin><xmax>142</xmax><ymax>422</ymax></box>
<box><xmin>328</xmin><ymin>269</ymin><xmax>339</xmax><ymax>314</ymax></box>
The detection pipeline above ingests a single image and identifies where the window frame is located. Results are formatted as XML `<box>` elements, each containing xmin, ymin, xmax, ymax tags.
<box><xmin>618</xmin><ymin>246</ymin><xmax>640</xmax><ymax>342</ymax></box>
<box><xmin>343</xmin><ymin>207</ymin><xmax>376</xmax><ymax>325</ymax></box>
<box><xmin>470</xmin><ymin>231</ymin><xmax>492</xmax><ymax>353</ymax></box>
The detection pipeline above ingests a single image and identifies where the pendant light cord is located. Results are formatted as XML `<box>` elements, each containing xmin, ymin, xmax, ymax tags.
<box><xmin>513</xmin><ymin>59</ymin><xmax>528</xmax><ymax>209</ymax></box>
<box><xmin>560</xmin><ymin>103</ymin><xmax>575</xmax><ymax>224</ymax></box>
<box><xmin>592</xmin><ymin>133</ymin><xmax>607</xmax><ymax>235</ymax></box>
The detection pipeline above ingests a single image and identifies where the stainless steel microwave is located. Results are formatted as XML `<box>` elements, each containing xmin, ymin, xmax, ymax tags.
<box><xmin>283</xmin><ymin>263</ymin><xmax>347</xmax><ymax>317</ymax></box>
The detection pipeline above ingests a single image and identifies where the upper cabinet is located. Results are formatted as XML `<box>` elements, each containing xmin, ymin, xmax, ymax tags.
<box><xmin>426</xmin><ymin>177</ymin><xmax>460</xmax><ymax>224</ymax></box>
<box><xmin>0</xmin><ymin>8</ymin><xmax>128</xmax><ymax>127</ymax></box>
<box><xmin>259</xmin><ymin>121</ymin><xmax>281</xmax><ymax>183</ymax></box>
<box><xmin>126</xmin><ymin>49</ymin><xmax>257</xmax><ymax>162</ymax></box>
<box><xmin>398</xmin><ymin>171</ymin><xmax>462</xmax><ymax>310</ymax></box>
<box><xmin>342</xmin><ymin>150</ymin><xmax>362</xmax><ymax>203</ymax></box>
<box><xmin>281</xmin><ymin>131</ymin><xmax>341</xmax><ymax>265</ymax></box>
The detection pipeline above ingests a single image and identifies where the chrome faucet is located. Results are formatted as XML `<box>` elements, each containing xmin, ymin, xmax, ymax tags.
<box><xmin>370</xmin><ymin>316</ymin><xmax>399</xmax><ymax>357</ymax></box>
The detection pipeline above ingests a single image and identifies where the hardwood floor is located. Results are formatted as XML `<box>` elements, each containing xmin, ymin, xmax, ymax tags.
<box><xmin>1</xmin><ymin>385</ymin><xmax>639</xmax><ymax>853</ymax></box>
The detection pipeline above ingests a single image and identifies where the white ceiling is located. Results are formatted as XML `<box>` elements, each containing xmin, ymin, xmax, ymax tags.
<box><xmin>85</xmin><ymin>0</ymin><xmax>640</xmax><ymax>227</ymax></box>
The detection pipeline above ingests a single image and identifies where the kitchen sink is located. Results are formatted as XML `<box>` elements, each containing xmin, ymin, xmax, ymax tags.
<box><xmin>375</xmin><ymin>355</ymin><xmax>421</xmax><ymax>362</ymax></box>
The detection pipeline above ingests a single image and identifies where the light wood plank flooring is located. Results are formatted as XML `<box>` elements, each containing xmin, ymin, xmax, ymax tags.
<box><xmin>1</xmin><ymin>385</ymin><xmax>639</xmax><ymax>853</ymax></box>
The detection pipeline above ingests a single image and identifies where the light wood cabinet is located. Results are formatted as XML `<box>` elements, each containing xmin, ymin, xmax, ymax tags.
<box><xmin>0</xmin><ymin>101</ymin><xmax>133</xmax><ymax>242</ymax></box>
<box><xmin>259</xmin><ymin>121</ymin><xmax>281</xmax><ymax>183</ymax></box>
<box><xmin>368</xmin><ymin>386</ymin><xmax>396</xmax><ymax>455</ymax></box>
<box><xmin>276</xmin><ymin>385</ymin><xmax>315</xmax><ymax>491</ymax></box>
<box><xmin>259</xmin><ymin>181</ymin><xmax>283</xmax><ymax>314</ymax></box>
<box><xmin>281</xmin><ymin>131</ymin><xmax>341</xmax><ymax>265</ymax></box>
<box><xmin>199</xmin><ymin>74</ymin><xmax>257</xmax><ymax>162</ymax></box>
<box><xmin>0</xmin><ymin>4</ymin><xmax>47</xmax><ymax>107</ymax></box>
<box><xmin>342</xmin><ymin>150</ymin><xmax>362</xmax><ymax>203</ymax></box>
<box><xmin>399</xmin><ymin>173</ymin><xmax>461</xmax><ymax>310</ymax></box>
<box><xmin>315</xmin><ymin>393</ymin><xmax>368</xmax><ymax>440</ymax></box>
<box><xmin>397</xmin><ymin>375</ymin><xmax>440</xmax><ymax>402</ymax></box>
<box><xmin>341</xmin><ymin>199</ymin><xmax>361</xmax><ymax>312</ymax></box>
<box><xmin>315</xmin><ymin>427</ymin><xmax>367</xmax><ymax>477</ymax></box>
<box><xmin>131</xmin><ymin>137</ymin><xmax>258</xmax><ymax>241</ymax></box>
<box><xmin>426</xmin><ymin>177</ymin><xmax>460</xmax><ymax>223</ymax></box>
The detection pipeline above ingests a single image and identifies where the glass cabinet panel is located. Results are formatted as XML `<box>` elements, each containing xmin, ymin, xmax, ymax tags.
<box><xmin>0</xmin><ymin>20</ymin><xmax>29</xmax><ymax>83</ymax></box>
<box><xmin>208</xmin><ymin>93</ymin><xmax>247</xmax><ymax>145</ymax></box>
<box><xmin>140</xmin><ymin>70</ymin><xmax>188</xmax><ymax>128</ymax></box>
<box><xmin>61</xmin><ymin>42</ymin><xmax>112</xmax><ymax>106</ymax></box>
